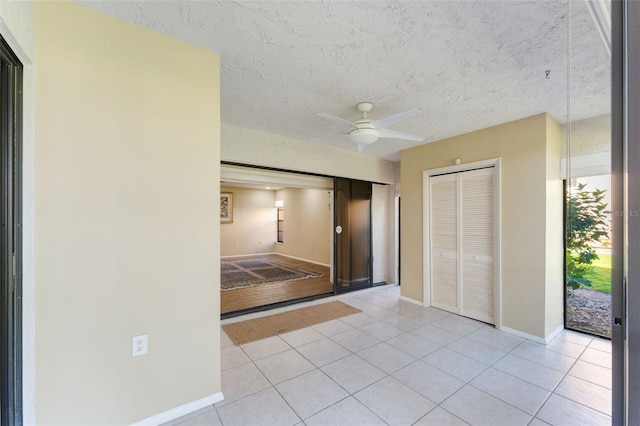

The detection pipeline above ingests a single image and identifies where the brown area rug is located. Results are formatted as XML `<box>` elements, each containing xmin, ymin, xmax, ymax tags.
<box><xmin>222</xmin><ymin>301</ymin><xmax>362</xmax><ymax>345</ymax></box>
<box><xmin>221</xmin><ymin>258</ymin><xmax>323</xmax><ymax>291</ymax></box>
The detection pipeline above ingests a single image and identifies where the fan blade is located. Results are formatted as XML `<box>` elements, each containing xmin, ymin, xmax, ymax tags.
<box><xmin>378</xmin><ymin>128</ymin><xmax>424</xmax><ymax>142</ymax></box>
<box><xmin>317</xmin><ymin>112</ymin><xmax>355</xmax><ymax>127</ymax></box>
<box><xmin>371</xmin><ymin>108</ymin><xmax>420</xmax><ymax>129</ymax></box>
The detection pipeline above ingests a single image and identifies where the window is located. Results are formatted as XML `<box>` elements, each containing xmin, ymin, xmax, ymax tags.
<box><xmin>277</xmin><ymin>207</ymin><xmax>284</xmax><ymax>243</ymax></box>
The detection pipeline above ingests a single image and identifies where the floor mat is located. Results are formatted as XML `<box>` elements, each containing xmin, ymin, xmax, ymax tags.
<box><xmin>222</xmin><ymin>300</ymin><xmax>362</xmax><ymax>345</ymax></box>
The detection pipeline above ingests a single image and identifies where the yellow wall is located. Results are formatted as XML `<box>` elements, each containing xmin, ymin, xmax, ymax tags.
<box><xmin>400</xmin><ymin>114</ymin><xmax>563</xmax><ymax>339</ymax></box>
<box><xmin>274</xmin><ymin>188</ymin><xmax>332</xmax><ymax>265</ymax></box>
<box><xmin>220</xmin><ymin>186</ymin><xmax>278</xmax><ymax>256</ymax></box>
<box><xmin>34</xmin><ymin>2</ymin><xmax>221</xmax><ymax>424</ymax></box>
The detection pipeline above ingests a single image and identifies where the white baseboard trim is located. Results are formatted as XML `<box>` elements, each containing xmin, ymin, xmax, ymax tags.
<box><xmin>399</xmin><ymin>295</ymin><xmax>424</xmax><ymax>307</ymax></box>
<box><xmin>499</xmin><ymin>325</ymin><xmax>565</xmax><ymax>345</ymax></box>
<box><xmin>221</xmin><ymin>253</ymin><xmax>274</xmax><ymax>259</ymax></box>
<box><xmin>129</xmin><ymin>392</ymin><xmax>224</xmax><ymax>426</ymax></box>
<box><xmin>220</xmin><ymin>252</ymin><xmax>330</xmax><ymax>268</ymax></box>
<box><xmin>274</xmin><ymin>253</ymin><xmax>331</xmax><ymax>268</ymax></box>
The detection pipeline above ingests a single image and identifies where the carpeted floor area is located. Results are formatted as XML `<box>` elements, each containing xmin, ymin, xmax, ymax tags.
<box><xmin>221</xmin><ymin>258</ymin><xmax>323</xmax><ymax>291</ymax></box>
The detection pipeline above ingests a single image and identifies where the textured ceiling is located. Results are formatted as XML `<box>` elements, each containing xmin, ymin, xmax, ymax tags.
<box><xmin>77</xmin><ymin>0</ymin><xmax>610</xmax><ymax>161</ymax></box>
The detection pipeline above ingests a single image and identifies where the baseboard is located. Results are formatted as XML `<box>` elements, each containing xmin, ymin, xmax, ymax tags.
<box><xmin>399</xmin><ymin>295</ymin><xmax>424</xmax><ymax>307</ymax></box>
<box><xmin>274</xmin><ymin>253</ymin><xmax>331</xmax><ymax>268</ymax></box>
<box><xmin>221</xmin><ymin>253</ymin><xmax>274</xmax><ymax>259</ymax></box>
<box><xmin>220</xmin><ymin>252</ymin><xmax>330</xmax><ymax>268</ymax></box>
<box><xmin>499</xmin><ymin>325</ymin><xmax>564</xmax><ymax>345</ymax></box>
<box><xmin>129</xmin><ymin>392</ymin><xmax>224</xmax><ymax>426</ymax></box>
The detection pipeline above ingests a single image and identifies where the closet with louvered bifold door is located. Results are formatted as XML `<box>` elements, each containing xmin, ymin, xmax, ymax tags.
<box><xmin>429</xmin><ymin>167</ymin><xmax>495</xmax><ymax>324</ymax></box>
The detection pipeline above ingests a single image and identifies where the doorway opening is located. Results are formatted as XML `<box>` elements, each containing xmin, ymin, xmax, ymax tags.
<box><xmin>564</xmin><ymin>175</ymin><xmax>612</xmax><ymax>338</ymax></box>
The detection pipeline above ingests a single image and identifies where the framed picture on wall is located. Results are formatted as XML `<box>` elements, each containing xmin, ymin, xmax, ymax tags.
<box><xmin>220</xmin><ymin>192</ymin><xmax>233</xmax><ymax>223</ymax></box>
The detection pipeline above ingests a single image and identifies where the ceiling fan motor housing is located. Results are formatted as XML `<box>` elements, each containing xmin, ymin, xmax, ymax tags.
<box><xmin>350</xmin><ymin>121</ymin><xmax>379</xmax><ymax>146</ymax></box>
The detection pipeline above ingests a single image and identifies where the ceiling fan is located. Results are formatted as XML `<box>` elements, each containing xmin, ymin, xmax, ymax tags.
<box><xmin>317</xmin><ymin>102</ymin><xmax>425</xmax><ymax>152</ymax></box>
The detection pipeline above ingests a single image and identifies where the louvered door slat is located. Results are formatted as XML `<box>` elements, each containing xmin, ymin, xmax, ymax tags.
<box><xmin>430</xmin><ymin>174</ymin><xmax>458</xmax><ymax>313</ymax></box>
<box><xmin>460</xmin><ymin>168</ymin><xmax>494</xmax><ymax>323</ymax></box>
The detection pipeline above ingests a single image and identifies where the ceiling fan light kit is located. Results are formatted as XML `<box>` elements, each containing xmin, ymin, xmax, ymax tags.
<box><xmin>317</xmin><ymin>102</ymin><xmax>425</xmax><ymax>152</ymax></box>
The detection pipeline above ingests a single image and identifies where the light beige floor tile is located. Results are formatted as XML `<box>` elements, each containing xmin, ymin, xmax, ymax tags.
<box><xmin>279</xmin><ymin>327</ymin><xmax>325</xmax><ymax>348</ymax></box>
<box><xmin>163</xmin><ymin>406</ymin><xmax>217</xmax><ymax>426</ymax></box>
<box><xmin>358</xmin><ymin>320</ymin><xmax>405</xmax><ymax>341</ymax></box>
<box><xmin>555</xmin><ymin>330</ymin><xmax>594</xmax><ymax>346</ymax></box>
<box><xmin>492</xmin><ymin>354</ymin><xmax>564</xmax><ymax>391</ymax></box>
<box><xmin>393</xmin><ymin>360</ymin><xmax>464</xmax><ymax>404</ymax></box>
<box><xmin>216</xmin><ymin>362</ymin><xmax>271</xmax><ymax>407</ymax></box>
<box><xmin>356</xmin><ymin>342</ymin><xmax>417</xmax><ymax>374</ymax></box>
<box><xmin>386</xmin><ymin>332</ymin><xmax>442</xmax><ymax>358</ymax></box>
<box><xmin>446</xmin><ymin>337</ymin><xmax>507</xmax><ymax>365</ymax></box>
<box><xmin>510</xmin><ymin>341</ymin><xmax>577</xmax><ymax>373</ymax></box>
<box><xmin>321</xmin><ymin>354</ymin><xmax>386</xmax><ymax>394</ymax></box>
<box><xmin>240</xmin><ymin>336</ymin><xmax>291</xmax><ymax>361</ymax></box>
<box><xmin>466</xmin><ymin>326</ymin><xmax>525</xmax><ymax>352</ymax></box>
<box><xmin>431</xmin><ymin>316</ymin><xmax>484</xmax><ymax>336</ymax></box>
<box><xmin>312</xmin><ymin>319</ymin><xmax>354</xmax><ymax>337</ymax></box>
<box><xmin>412</xmin><ymin>325</ymin><xmax>462</xmax><ymax>346</ymax></box>
<box><xmin>217</xmin><ymin>388</ymin><xmax>299</xmax><ymax>426</ymax></box>
<box><xmin>329</xmin><ymin>328</ymin><xmax>380</xmax><ymax>352</ymax></box>
<box><xmin>304</xmin><ymin>397</ymin><xmax>386</xmax><ymax>426</ymax></box>
<box><xmin>528</xmin><ymin>418</ymin><xmax>552</xmax><ymax>426</ymax></box>
<box><xmin>589</xmin><ymin>338</ymin><xmax>612</xmax><ymax>353</ymax></box>
<box><xmin>404</xmin><ymin>308</ymin><xmax>445</xmax><ymax>324</ymax></box>
<box><xmin>174</xmin><ymin>408</ymin><xmax>221</xmax><ymax>426</ymax></box>
<box><xmin>413</xmin><ymin>407</ymin><xmax>470</xmax><ymax>425</ymax></box>
<box><xmin>423</xmin><ymin>348</ymin><xmax>487</xmax><ymax>382</ymax></box>
<box><xmin>536</xmin><ymin>394</ymin><xmax>610</xmax><ymax>426</ymax></box>
<box><xmin>545</xmin><ymin>338</ymin><xmax>588</xmax><ymax>358</ymax></box>
<box><xmin>354</xmin><ymin>376</ymin><xmax>435</xmax><ymax>426</ymax></box>
<box><xmin>339</xmin><ymin>312</ymin><xmax>377</xmax><ymax>328</ymax></box>
<box><xmin>568</xmin><ymin>359</ymin><xmax>612</xmax><ymax>389</ymax></box>
<box><xmin>579</xmin><ymin>347</ymin><xmax>611</xmax><ymax>368</ymax></box>
<box><xmin>296</xmin><ymin>337</ymin><xmax>351</xmax><ymax>367</ymax></box>
<box><xmin>441</xmin><ymin>385</ymin><xmax>531</xmax><ymax>426</ymax></box>
<box><xmin>381</xmin><ymin>313</ymin><xmax>429</xmax><ymax>331</ymax></box>
<box><xmin>221</xmin><ymin>344</ymin><xmax>251</xmax><ymax>371</ymax></box>
<box><xmin>470</xmin><ymin>368</ymin><xmax>550</xmax><ymax>415</ymax></box>
<box><xmin>254</xmin><ymin>349</ymin><xmax>315</xmax><ymax>385</ymax></box>
<box><xmin>220</xmin><ymin>330</ymin><xmax>233</xmax><ymax>348</ymax></box>
<box><xmin>554</xmin><ymin>375</ymin><xmax>611</xmax><ymax>416</ymax></box>
<box><xmin>275</xmin><ymin>370</ymin><xmax>349</xmax><ymax>419</ymax></box>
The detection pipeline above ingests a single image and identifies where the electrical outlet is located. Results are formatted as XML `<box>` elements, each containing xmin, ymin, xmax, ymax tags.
<box><xmin>132</xmin><ymin>334</ymin><xmax>148</xmax><ymax>357</ymax></box>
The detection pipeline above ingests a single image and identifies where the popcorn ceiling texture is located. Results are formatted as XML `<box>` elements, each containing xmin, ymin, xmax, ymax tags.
<box><xmin>78</xmin><ymin>0</ymin><xmax>610</xmax><ymax>161</ymax></box>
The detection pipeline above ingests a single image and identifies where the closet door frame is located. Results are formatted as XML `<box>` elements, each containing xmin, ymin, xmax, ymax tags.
<box><xmin>422</xmin><ymin>158</ymin><xmax>502</xmax><ymax>328</ymax></box>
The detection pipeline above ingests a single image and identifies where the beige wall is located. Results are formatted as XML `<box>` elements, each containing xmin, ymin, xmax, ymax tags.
<box><xmin>35</xmin><ymin>3</ymin><xmax>221</xmax><ymax>424</ymax></box>
<box><xmin>274</xmin><ymin>188</ymin><xmax>332</xmax><ymax>265</ymax></box>
<box><xmin>222</xmin><ymin>124</ymin><xmax>398</xmax><ymax>184</ymax></box>
<box><xmin>0</xmin><ymin>2</ymin><xmax>36</xmax><ymax>423</ymax></box>
<box><xmin>220</xmin><ymin>186</ymin><xmax>277</xmax><ymax>257</ymax></box>
<box><xmin>372</xmin><ymin>184</ymin><xmax>390</xmax><ymax>283</ymax></box>
<box><xmin>546</xmin><ymin>115</ymin><xmax>566</xmax><ymax>336</ymax></box>
<box><xmin>400</xmin><ymin>114</ymin><xmax>563</xmax><ymax>339</ymax></box>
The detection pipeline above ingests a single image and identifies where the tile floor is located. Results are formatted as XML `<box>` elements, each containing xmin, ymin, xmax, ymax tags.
<box><xmin>167</xmin><ymin>285</ymin><xmax>612</xmax><ymax>426</ymax></box>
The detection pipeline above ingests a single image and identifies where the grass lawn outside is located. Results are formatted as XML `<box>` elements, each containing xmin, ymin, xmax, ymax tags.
<box><xmin>587</xmin><ymin>253</ymin><xmax>612</xmax><ymax>294</ymax></box>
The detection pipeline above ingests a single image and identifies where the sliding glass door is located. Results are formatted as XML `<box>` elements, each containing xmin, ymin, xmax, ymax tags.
<box><xmin>334</xmin><ymin>178</ymin><xmax>372</xmax><ymax>293</ymax></box>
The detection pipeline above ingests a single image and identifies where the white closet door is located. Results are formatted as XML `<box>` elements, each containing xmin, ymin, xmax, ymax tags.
<box><xmin>429</xmin><ymin>174</ymin><xmax>458</xmax><ymax>313</ymax></box>
<box><xmin>460</xmin><ymin>168</ymin><xmax>494</xmax><ymax>324</ymax></box>
<box><xmin>429</xmin><ymin>167</ymin><xmax>495</xmax><ymax>324</ymax></box>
